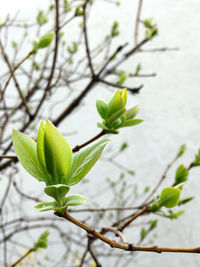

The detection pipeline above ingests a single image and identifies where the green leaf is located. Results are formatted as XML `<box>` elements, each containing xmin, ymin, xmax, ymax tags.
<box><xmin>111</xmin><ymin>21</ymin><xmax>119</xmax><ymax>37</ymax></box>
<box><xmin>96</xmin><ymin>99</ymin><xmax>108</xmax><ymax>119</ymax></box>
<box><xmin>168</xmin><ymin>210</ymin><xmax>185</xmax><ymax>219</ymax></box>
<box><xmin>44</xmin><ymin>184</ymin><xmax>70</xmax><ymax>206</ymax></box>
<box><xmin>135</xmin><ymin>63</ymin><xmax>141</xmax><ymax>75</ymax></box>
<box><xmin>159</xmin><ymin>187</ymin><xmax>181</xmax><ymax>208</ymax></box>
<box><xmin>126</xmin><ymin>105</ymin><xmax>139</xmax><ymax>120</ymax></box>
<box><xmin>37</xmin><ymin>31</ymin><xmax>54</xmax><ymax>49</ymax></box>
<box><xmin>97</xmin><ymin>122</ymin><xmax>119</xmax><ymax>134</ymax></box>
<box><xmin>110</xmin><ymin>118</ymin><xmax>123</xmax><ymax>129</ymax></box>
<box><xmin>140</xmin><ymin>228</ymin><xmax>147</xmax><ymax>239</ymax></box>
<box><xmin>175</xmin><ymin>165</ymin><xmax>188</xmax><ymax>185</ymax></box>
<box><xmin>120</xmin><ymin>142</ymin><xmax>128</xmax><ymax>152</ymax></box>
<box><xmin>34</xmin><ymin>230</ymin><xmax>50</xmax><ymax>250</ymax></box>
<box><xmin>35</xmin><ymin>201</ymin><xmax>56</xmax><ymax>212</ymax></box>
<box><xmin>107</xmin><ymin>90</ymin><xmax>122</xmax><ymax>117</ymax></box>
<box><xmin>12</xmin><ymin>129</ymin><xmax>45</xmax><ymax>182</ymax></box>
<box><xmin>117</xmin><ymin>72</ymin><xmax>128</xmax><ymax>85</ymax></box>
<box><xmin>67</xmin><ymin>139</ymin><xmax>109</xmax><ymax>186</ymax></box>
<box><xmin>107</xmin><ymin>108</ymin><xmax>126</xmax><ymax>125</ymax></box>
<box><xmin>177</xmin><ymin>144</ymin><xmax>186</xmax><ymax>157</ymax></box>
<box><xmin>121</xmin><ymin>119</ymin><xmax>143</xmax><ymax>127</ymax></box>
<box><xmin>193</xmin><ymin>149</ymin><xmax>200</xmax><ymax>166</ymax></box>
<box><xmin>178</xmin><ymin>196</ymin><xmax>194</xmax><ymax>206</ymax></box>
<box><xmin>37</xmin><ymin>121</ymin><xmax>52</xmax><ymax>185</ymax></box>
<box><xmin>149</xmin><ymin>219</ymin><xmax>157</xmax><ymax>231</ymax></box>
<box><xmin>36</xmin><ymin>10</ymin><xmax>48</xmax><ymax>25</ymax></box>
<box><xmin>150</xmin><ymin>194</ymin><xmax>160</xmax><ymax>212</ymax></box>
<box><xmin>37</xmin><ymin>121</ymin><xmax>46</xmax><ymax>170</ymax></box>
<box><xmin>44</xmin><ymin>120</ymin><xmax>72</xmax><ymax>184</ymax></box>
<box><xmin>64</xmin><ymin>194</ymin><xmax>86</xmax><ymax>206</ymax></box>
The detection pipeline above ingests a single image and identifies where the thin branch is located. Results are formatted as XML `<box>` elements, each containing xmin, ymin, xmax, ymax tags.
<box><xmin>98</xmin><ymin>78</ymin><xmax>143</xmax><ymax>94</ymax></box>
<box><xmin>83</xmin><ymin>0</ymin><xmax>95</xmax><ymax>76</ymax></box>
<box><xmin>143</xmin><ymin>152</ymin><xmax>180</xmax><ymax>204</ymax></box>
<box><xmin>134</xmin><ymin>0</ymin><xmax>143</xmax><ymax>45</ymax></box>
<box><xmin>102</xmin><ymin>227</ymin><xmax>128</xmax><ymax>244</ymax></box>
<box><xmin>0</xmin><ymin>40</ymin><xmax>32</xmax><ymax>118</ymax></box>
<box><xmin>72</xmin><ymin>130</ymin><xmax>105</xmax><ymax>152</ymax></box>
<box><xmin>117</xmin><ymin>207</ymin><xmax>149</xmax><ymax>232</ymax></box>
<box><xmin>10</xmin><ymin>248</ymin><xmax>34</xmax><ymax>267</ymax></box>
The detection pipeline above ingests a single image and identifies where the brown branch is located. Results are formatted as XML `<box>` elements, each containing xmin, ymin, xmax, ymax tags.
<box><xmin>0</xmin><ymin>40</ymin><xmax>32</xmax><ymax>118</ymax></box>
<box><xmin>134</xmin><ymin>0</ymin><xmax>143</xmax><ymax>45</ymax></box>
<box><xmin>83</xmin><ymin>0</ymin><xmax>95</xmax><ymax>76</ymax></box>
<box><xmin>72</xmin><ymin>130</ymin><xmax>105</xmax><ymax>152</ymax></box>
<box><xmin>117</xmin><ymin>207</ymin><xmax>149</xmax><ymax>232</ymax></box>
<box><xmin>98</xmin><ymin>78</ymin><xmax>143</xmax><ymax>94</ymax></box>
<box><xmin>143</xmin><ymin>152</ymin><xmax>180</xmax><ymax>204</ymax></box>
<box><xmin>56</xmin><ymin>211</ymin><xmax>200</xmax><ymax>254</ymax></box>
<box><xmin>0</xmin><ymin>50</ymin><xmax>33</xmax><ymax>101</ymax></box>
<box><xmin>10</xmin><ymin>248</ymin><xmax>34</xmax><ymax>267</ymax></box>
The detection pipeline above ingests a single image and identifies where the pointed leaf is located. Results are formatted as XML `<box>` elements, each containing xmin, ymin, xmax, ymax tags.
<box><xmin>178</xmin><ymin>196</ymin><xmax>194</xmax><ymax>206</ymax></box>
<box><xmin>111</xmin><ymin>118</ymin><xmax>122</xmax><ymax>129</ymax></box>
<box><xmin>97</xmin><ymin>122</ymin><xmax>108</xmax><ymax>130</ymax></box>
<box><xmin>126</xmin><ymin>105</ymin><xmax>139</xmax><ymax>120</ymax></box>
<box><xmin>44</xmin><ymin>120</ymin><xmax>72</xmax><ymax>184</ymax></box>
<box><xmin>175</xmin><ymin>165</ymin><xmax>188</xmax><ymax>185</ymax></box>
<box><xmin>37</xmin><ymin>121</ymin><xmax>52</xmax><ymax>185</ymax></box>
<box><xmin>96</xmin><ymin>99</ymin><xmax>108</xmax><ymax>119</ymax></box>
<box><xmin>177</xmin><ymin>144</ymin><xmax>186</xmax><ymax>157</ymax></box>
<box><xmin>12</xmin><ymin>129</ymin><xmax>46</xmax><ymax>182</ymax></box>
<box><xmin>37</xmin><ymin>31</ymin><xmax>54</xmax><ymax>49</ymax></box>
<box><xmin>34</xmin><ymin>230</ymin><xmax>50</xmax><ymax>250</ymax></box>
<box><xmin>64</xmin><ymin>194</ymin><xmax>86</xmax><ymax>206</ymax></box>
<box><xmin>121</xmin><ymin>119</ymin><xmax>143</xmax><ymax>127</ymax></box>
<box><xmin>159</xmin><ymin>187</ymin><xmax>181</xmax><ymax>208</ymax></box>
<box><xmin>107</xmin><ymin>108</ymin><xmax>126</xmax><ymax>125</ymax></box>
<box><xmin>44</xmin><ymin>184</ymin><xmax>70</xmax><ymax>205</ymax></box>
<box><xmin>35</xmin><ymin>201</ymin><xmax>56</xmax><ymax>212</ymax></box>
<box><xmin>37</xmin><ymin>120</ymin><xmax>46</xmax><ymax>169</ymax></box>
<box><xmin>120</xmin><ymin>88</ymin><xmax>127</xmax><ymax>108</ymax></box>
<box><xmin>67</xmin><ymin>139</ymin><xmax>109</xmax><ymax>186</ymax></box>
<box><xmin>107</xmin><ymin>90</ymin><xmax>122</xmax><ymax>117</ymax></box>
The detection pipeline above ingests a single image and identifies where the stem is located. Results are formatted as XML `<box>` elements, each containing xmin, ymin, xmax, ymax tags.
<box><xmin>10</xmin><ymin>248</ymin><xmax>34</xmax><ymax>267</ymax></box>
<box><xmin>72</xmin><ymin>130</ymin><xmax>105</xmax><ymax>152</ymax></box>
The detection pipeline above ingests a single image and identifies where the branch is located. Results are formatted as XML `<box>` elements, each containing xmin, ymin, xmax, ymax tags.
<box><xmin>134</xmin><ymin>0</ymin><xmax>143</xmax><ymax>45</ymax></box>
<box><xmin>117</xmin><ymin>207</ymin><xmax>149</xmax><ymax>232</ymax></box>
<box><xmin>143</xmin><ymin>151</ymin><xmax>180</xmax><ymax>204</ymax></box>
<box><xmin>83</xmin><ymin>0</ymin><xmax>95</xmax><ymax>76</ymax></box>
<box><xmin>10</xmin><ymin>248</ymin><xmax>34</xmax><ymax>267</ymax></box>
<box><xmin>72</xmin><ymin>130</ymin><xmax>105</xmax><ymax>152</ymax></box>
<box><xmin>56</xmin><ymin>211</ymin><xmax>200</xmax><ymax>254</ymax></box>
<box><xmin>98</xmin><ymin>78</ymin><xmax>143</xmax><ymax>94</ymax></box>
<box><xmin>0</xmin><ymin>40</ymin><xmax>32</xmax><ymax>118</ymax></box>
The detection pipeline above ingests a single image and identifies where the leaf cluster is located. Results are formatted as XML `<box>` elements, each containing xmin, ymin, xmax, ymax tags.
<box><xmin>96</xmin><ymin>89</ymin><xmax>143</xmax><ymax>134</ymax></box>
<box><xmin>12</xmin><ymin>120</ymin><xmax>109</xmax><ymax>213</ymax></box>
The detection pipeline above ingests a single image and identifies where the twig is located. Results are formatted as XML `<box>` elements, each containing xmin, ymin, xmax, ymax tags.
<box><xmin>98</xmin><ymin>78</ymin><xmax>143</xmax><ymax>94</ymax></box>
<box><xmin>10</xmin><ymin>248</ymin><xmax>34</xmax><ymax>267</ymax></box>
<box><xmin>83</xmin><ymin>0</ymin><xmax>95</xmax><ymax>77</ymax></box>
<box><xmin>143</xmin><ymin>152</ymin><xmax>180</xmax><ymax>204</ymax></box>
<box><xmin>72</xmin><ymin>130</ymin><xmax>105</xmax><ymax>152</ymax></box>
<box><xmin>134</xmin><ymin>0</ymin><xmax>143</xmax><ymax>45</ymax></box>
<box><xmin>117</xmin><ymin>207</ymin><xmax>149</xmax><ymax>232</ymax></box>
